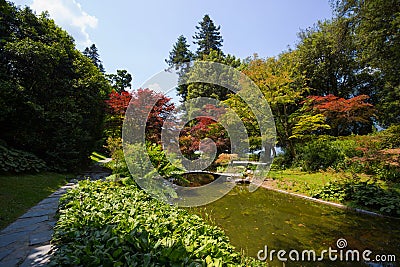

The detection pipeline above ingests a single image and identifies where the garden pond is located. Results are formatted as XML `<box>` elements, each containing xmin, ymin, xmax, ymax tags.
<box><xmin>187</xmin><ymin>185</ymin><xmax>400</xmax><ymax>266</ymax></box>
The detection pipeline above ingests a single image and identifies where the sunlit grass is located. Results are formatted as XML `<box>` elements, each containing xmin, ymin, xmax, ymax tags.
<box><xmin>266</xmin><ymin>168</ymin><xmax>374</xmax><ymax>194</ymax></box>
<box><xmin>267</xmin><ymin>168</ymin><xmax>340</xmax><ymax>186</ymax></box>
<box><xmin>90</xmin><ymin>151</ymin><xmax>107</xmax><ymax>163</ymax></box>
<box><xmin>0</xmin><ymin>172</ymin><xmax>67</xmax><ymax>229</ymax></box>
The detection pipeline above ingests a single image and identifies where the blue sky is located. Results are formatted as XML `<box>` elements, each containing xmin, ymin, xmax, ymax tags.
<box><xmin>13</xmin><ymin>0</ymin><xmax>333</xmax><ymax>88</ymax></box>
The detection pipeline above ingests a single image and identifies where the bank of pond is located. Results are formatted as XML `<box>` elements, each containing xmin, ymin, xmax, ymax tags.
<box><xmin>50</xmin><ymin>180</ymin><xmax>399</xmax><ymax>266</ymax></box>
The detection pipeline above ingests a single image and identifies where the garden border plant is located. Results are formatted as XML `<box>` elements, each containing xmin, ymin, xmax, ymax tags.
<box><xmin>50</xmin><ymin>180</ymin><xmax>266</xmax><ymax>266</ymax></box>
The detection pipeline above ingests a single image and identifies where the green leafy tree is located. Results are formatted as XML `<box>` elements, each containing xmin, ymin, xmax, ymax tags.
<box><xmin>226</xmin><ymin>52</ymin><xmax>308</xmax><ymax>158</ymax></box>
<box><xmin>193</xmin><ymin>14</ymin><xmax>223</xmax><ymax>57</ymax></box>
<box><xmin>334</xmin><ymin>0</ymin><xmax>400</xmax><ymax>126</ymax></box>
<box><xmin>297</xmin><ymin>19</ymin><xmax>367</xmax><ymax>98</ymax></box>
<box><xmin>290</xmin><ymin>114</ymin><xmax>331</xmax><ymax>141</ymax></box>
<box><xmin>106</xmin><ymin>69</ymin><xmax>132</xmax><ymax>93</ymax></box>
<box><xmin>185</xmin><ymin>50</ymin><xmax>241</xmax><ymax>101</ymax></box>
<box><xmin>0</xmin><ymin>3</ymin><xmax>111</xmax><ymax>171</ymax></box>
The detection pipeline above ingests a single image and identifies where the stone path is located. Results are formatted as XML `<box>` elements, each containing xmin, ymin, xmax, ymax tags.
<box><xmin>0</xmin><ymin>161</ymin><xmax>111</xmax><ymax>266</ymax></box>
<box><xmin>0</xmin><ymin>183</ymin><xmax>75</xmax><ymax>266</ymax></box>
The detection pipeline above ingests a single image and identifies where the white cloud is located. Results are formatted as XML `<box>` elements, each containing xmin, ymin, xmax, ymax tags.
<box><xmin>147</xmin><ymin>83</ymin><xmax>162</xmax><ymax>93</ymax></box>
<box><xmin>31</xmin><ymin>0</ymin><xmax>98</xmax><ymax>47</ymax></box>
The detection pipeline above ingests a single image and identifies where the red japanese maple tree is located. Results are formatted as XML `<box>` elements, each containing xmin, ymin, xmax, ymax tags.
<box><xmin>178</xmin><ymin>104</ymin><xmax>230</xmax><ymax>159</ymax></box>
<box><xmin>105</xmin><ymin>88</ymin><xmax>175</xmax><ymax>143</ymax></box>
<box><xmin>305</xmin><ymin>94</ymin><xmax>375</xmax><ymax>136</ymax></box>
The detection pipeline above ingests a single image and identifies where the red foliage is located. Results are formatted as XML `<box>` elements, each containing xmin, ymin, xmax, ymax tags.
<box><xmin>178</xmin><ymin>104</ymin><xmax>230</xmax><ymax>159</ymax></box>
<box><xmin>308</xmin><ymin>94</ymin><xmax>370</xmax><ymax>113</ymax></box>
<box><xmin>130</xmin><ymin>88</ymin><xmax>175</xmax><ymax>144</ymax></box>
<box><xmin>305</xmin><ymin>94</ymin><xmax>375</xmax><ymax>135</ymax></box>
<box><xmin>105</xmin><ymin>88</ymin><xmax>175</xmax><ymax>143</ymax></box>
<box><xmin>105</xmin><ymin>90</ymin><xmax>132</xmax><ymax>115</ymax></box>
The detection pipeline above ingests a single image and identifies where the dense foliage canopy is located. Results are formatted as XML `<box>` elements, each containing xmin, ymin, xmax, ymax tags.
<box><xmin>0</xmin><ymin>1</ymin><xmax>111</xmax><ymax>171</ymax></box>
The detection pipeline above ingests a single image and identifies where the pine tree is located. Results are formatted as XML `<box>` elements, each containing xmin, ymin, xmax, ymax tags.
<box><xmin>193</xmin><ymin>14</ymin><xmax>223</xmax><ymax>57</ymax></box>
<box><xmin>83</xmin><ymin>44</ymin><xmax>105</xmax><ymax>73</ymax></box>
<box><xmin>165</xmin><ymin>35</ymin><xmax>193</xmax><ymax>69</ymax></box>
<box><xmin>166</xmin><ymin>35</ymin><xmax>193</xmax><ymax>101</ymax></box>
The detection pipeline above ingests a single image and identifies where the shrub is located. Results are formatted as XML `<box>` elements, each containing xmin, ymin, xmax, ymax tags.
<box><xmin>146</xmin><ymin>143</ymin><xmax>182</xmax><ymax>179</ymax></box>
<box><xmin>380</xmin><ymin>124</ymin><xmax>400</xmax><ymax>149</ymax></box>
<box><xmin>295</xmin><ymin>139</ymin><xmax>343</xmax><ymax>172</ymax></box>
<box><xmin>50</xmin><ymin>181</ymin><xmax>264</xmax><ymax>266</ymax></box>
<box><xmin>0</xmin><ymin>145</ymin><xmax>46</xmax><ymax>173</ymax></box>
<box><xmin>312</xmin><ymin>178</ymin><xmax>400</xmax><ymax>217</ymax></box>
<box><xmin>371</xmin><ymin>162</ymin><xmax>400</xmax><ymax>182</ymax></box>
<box><xmin>339</xmin><ymin>133</ymin><xmax>400</xmax><ymax>180</ymax></box>
<box><xmin>104</xmin><ymin>137</ymin><xmax>130</xmax><ymax>177</ymax></box>
<box><xmin>105</xmin><ymin>138</ymin><xmax>184</xmax><ymax>182</ymax></box>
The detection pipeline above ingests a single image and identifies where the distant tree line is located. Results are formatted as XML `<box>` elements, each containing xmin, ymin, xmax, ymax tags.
<box><xmin>165</xmin><ymin>1</ymin><xmax>399</xmax><ymax>162</ymax></box>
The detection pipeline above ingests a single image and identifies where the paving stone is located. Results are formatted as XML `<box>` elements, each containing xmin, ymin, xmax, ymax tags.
<box><xmin>20</xmin><ymin>245</ymin><xmax>52</xmax><ymax>267</ymax></box>
<box><xmin>0</xmin><ymin>245</ymin><xmax>28</xmax><ymax>266</ymax></box>
<box><xmin>0</xmin><ymin>257</ymin><xmax>23</xmax><ymax>267</ymax></box>
<box><xmin>46</xmin><ymin>221</ymin><xmax>56</xmax><ymax>228</ymax></box>
<box><xmin>37</xmin><ymin>197</ymin><xmax>57</xmax><ymax>205</ymax></box>
<box><xmin>1</xmin><ymin>216</ymin><xmax>48</xmax><ymax>234</ymax></box>
<box><xmin>0</xmin><ymin>248</ymin><xmax>14</xmax><ymax>261</ymax></box>
<box><xmin>0</xmin><ymin>231</ymin><xmax>29</xmax><ymax>247</ymax></box>
<box><xmin>35</xmin><ymin>202</ymin><xmax>59</xmax><ymax>209</ymax></box>
<box><xmin>29</xmin><ymin>230</ymin><xmax>52</xmax><ymax>246</ymax></box>
<box><xmin>20</xmin><ymin>209</ymin><xmax>53</xmax><ymax>219</ymax></box>
<box><xmin>1</xmin><ymin>222</ymin><xmax>41</xmax><ymax>235</ymax></box>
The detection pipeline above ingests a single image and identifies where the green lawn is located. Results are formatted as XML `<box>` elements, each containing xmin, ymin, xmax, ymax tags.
<box><xmin>0</xmin><ymin>172</ymin><xmax>67</xmax><ymax>230</ymax></box>
<box><xmin>266</xmin><ymin>169</ymin><xmax>344</xmax><ymax>193</ymax></box>
<box><xmin>90</xmin><ymin>151</ymin><xmax>108</xmax><ymax>163</ymax></box>
<box><xmin>268</xmin><ymin>168</ymin><xmax>339</xmax><ymax>185</ymax></box>
<box><xmin>266</xmin><ymin>168</ymin><xmax>373</xmax><ymax>195</ymax></box>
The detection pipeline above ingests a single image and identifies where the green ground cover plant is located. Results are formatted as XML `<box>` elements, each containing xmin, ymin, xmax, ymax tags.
<box><xmin>0</xmin><ymin>145</ymin><xmax>47</xmax><ymax>173</ymax></box>
<box><xmin>311</xmin><ymin>178</ymin><xmax>400</xmax><ymax>217</ymax></box>
<box><xmin>50</xmin><ymin>180</ymin><xmax>266</xmax><ymax>266</ymax></box>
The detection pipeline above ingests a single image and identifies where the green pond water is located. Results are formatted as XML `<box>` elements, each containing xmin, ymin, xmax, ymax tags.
<box><xmin>187</xmin><ymin>185</ymin><xmax>400</xmax><ymax>267</ymax></box>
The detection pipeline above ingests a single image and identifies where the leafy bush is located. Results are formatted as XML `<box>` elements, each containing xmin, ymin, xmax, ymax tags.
<box><xmin>336</xmin><ymin>132</ymin><xmax>400</xmax><ymax>181</ymax></box>
<box><xmin>146</xmin><ymin>143</ymin><xmax>182</xmax><ymax>179</ymax></box>
<box><xmin>104</xmin><ymin>137</ymin><xmax>130</xmax><ymax>177</ymax></box>
<box><xmin>312</xmin><ymin>178</ymin><xmax>400</xmax><ymax>217</ymax></box>
<box><xmin>380</xmin><ymin>124</ymin><xmax>400</xmax><ymax>149</ymax></box>
<box><xmin>51</xmin><ymin>181</ymin><xmax>264</xmax><ymax>266</ymax></box>
<box><xmin>0</xmin><ymin>145</ymin><xmax>46</xmax><ymax>173</ymax></box>
<box><xmin>215</xmin><ymin>153</ymin><xmax>238</xmax><ymax>166</ymax></box>
<box><xmin>371</xmin><ymin>162</ymin><xmax>400</xmax><ymax>182</ymax></box>
<box><xmin>295</xmin><ymin>139</ymin><xmax>343</xmax><ymax>171</ymax></box>
<box><xmin>309</xmin><ymin>181</ymin><xmax>348</xmax><ymax>202</ymax></box>
<box><xmin>105</xmin><ymin>138</ymin><xmax>183</xmax><ymax>181</ymax></box>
